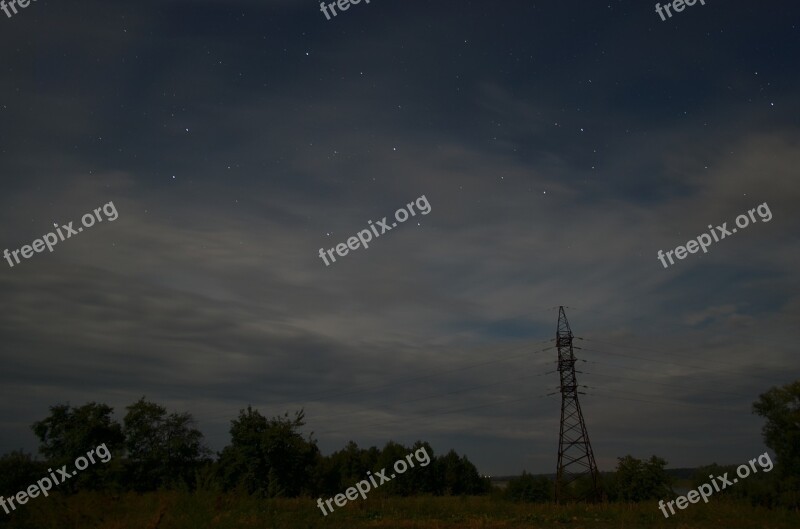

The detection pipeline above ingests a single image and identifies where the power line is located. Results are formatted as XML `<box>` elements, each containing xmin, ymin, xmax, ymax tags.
<box><xmin>313</xmin><ymin>377</ymin><xmax>747</xmax><ymax>439</ymax></box>
<box><xmin>573</xmin><ymin>315</ymin><xmax>798</xmax><ymax>353</ymax></box>
<box><xmin>575</xmin><ymin>344</ymin><xmax>783</xmax><ymax>384</ymax></box>
<box><xmin>314</xmin><ymin>393</ymin><xmax>552</xmax><ymax>437</ymax></box>
<box><xmin>579</xmin><ymin>357</ymin><xmax>762</xmax><ymax>392</ymax></box>
<box><xmin>580</xmin><ymin>370</ymin><xmax>754</xmax><ymax>400</ymax></box>
<box><xmin>294</xmin><ymin>342</ymin><xmax>553</xmax><ymax>406</ymax></box>
<box><xmin>201</xmin><ymin>328</ymin><xmax>783</xmax><ymax>442</ymax></box>
<box><xmin>256</xmin><ymin>337</ymin><xmax>757</xmax><ymax>438</ymax></box>
<box><xmin>201</xmin><ymin>340</ymin><xmax>554</xmax><ymax>424</ymax></box>
<box><xmin>585</xmin><ymin>389</ymin><xmax>746</xmax><ymax>414</ymax></box>
<box><xmin>580</xmin><ymin>337</ymin><xmax>789</xmax><ymax>372</ymax></box>
<box><xmin>307</xmin><ymin>368</ymin><xmax>556</xmax><ymax>422</ymax></box>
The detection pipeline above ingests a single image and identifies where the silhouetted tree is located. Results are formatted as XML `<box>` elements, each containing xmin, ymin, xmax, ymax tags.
<box><xmin>753</xmin><ymin>380</ymin><xmax>800</xmax><ymax>508</ymax></box>
<box><xmin>505</xmin><ymin>471</ymin><xmax>553</xmax><ymax>502</ymax></box>
<box><xmin>31</xmin><ymin>402</ymin><xmax>124</xmax><ymax>491</ymax></box>
<box><xmin>217</xmin><ymin>407</ymin><xmax>318</xmax><ymax>497</ymax></box>
<box><xmin>376</xmin><ymin>441</ymin><xmax>414</xmax><ymax>495</ymax></box>
<box><xmin>320</xmin><ymin>441</ymin><xmax>379</xmax><ymax>494</ymax></box>
<box><xmin>692</xmin><ymin>463</ymin><xmax>779</xmax><ymax>508</ymax></box>
<box><xmin>434</xmin><ymin>449</ymin><xmax>490</xmax><ymax>495</ymax></box>
<box><xmin>608</xmin><ymin>455</ymin><xmax>672</xmax><ymax>502</ymax></box>
<box><xmin>0</xmin><ymin>451</ymin><xmax>45</xmax><ymax>497</ymax></box>
<box><xmin>407</xmin><ymin>441</ymin><xmax>437</xmax><ymax>494</ymax></box>
<box><xmin>123</xmin><ymin>397</ymin><xmax>209</xmax><ymax>490</ymax></box>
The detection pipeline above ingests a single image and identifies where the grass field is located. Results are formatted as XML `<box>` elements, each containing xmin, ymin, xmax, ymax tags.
<box><xmin>2</xmin><ymin>493</ymin><xmax>798</xmax><ymax>529</ymax></box>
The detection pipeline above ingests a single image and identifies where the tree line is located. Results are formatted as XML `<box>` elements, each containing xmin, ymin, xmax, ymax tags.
<box><xmin>505</xmin><ymin>380</ymin><xmax>800</xmax><ymax>508</ymax></box>
<box><xmin>1</xmin><ymin>379</ymin><xmax>797</xmax><ymax>508</ymax></box>
<box><xmin>0</xmin><ymin>399</ymin><xmax>490</xmax><ymax>498</ymax></box>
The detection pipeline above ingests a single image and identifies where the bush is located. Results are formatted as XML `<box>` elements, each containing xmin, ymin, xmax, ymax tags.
<box><xmin>0</xmin><ymin>451</ymin><xmax>45</xmax><ymax>497</ymax></box>
<box><xmin>607</xmin><ymin>455</ymin><xmax>673</xmax><ymax>502</ymax></box>
<box><xmin>504</xmin><ymin>471</ymin><xmax>553</xmax><ymax>502</ymax></box>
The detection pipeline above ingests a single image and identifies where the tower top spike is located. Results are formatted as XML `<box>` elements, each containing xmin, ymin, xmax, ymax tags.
<box><xmin>557</xmin><ymin>306</ymin><xmax>573</xmax><ymax>343</ymax></box>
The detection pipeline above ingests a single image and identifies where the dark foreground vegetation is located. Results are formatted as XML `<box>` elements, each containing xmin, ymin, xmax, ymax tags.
<box><xmin>1</xmin><ymin>398</ymin><xmax>489</xmax><ymax>499</ymax></box>
<box><xmin>1</xmin><ymin>493</ymin><xmax>798</xmax><ymax>529</ymax></box>
<box><xmin>0</xmin><ymin>381</ymin><xmax>798</xmax><ymax>528</ymax></box>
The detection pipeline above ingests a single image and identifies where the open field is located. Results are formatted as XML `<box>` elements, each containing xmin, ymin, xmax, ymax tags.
<box><xmin>2</xmin><ymin>493</ymin><xmax>798</xmax><ymax>529</ymax></box>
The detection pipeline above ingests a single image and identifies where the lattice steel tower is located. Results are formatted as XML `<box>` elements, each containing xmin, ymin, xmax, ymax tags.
<box><xmin>555</xmin><ymin>306</ymin><xmax>602</xmax><ymax>502</ymax></box>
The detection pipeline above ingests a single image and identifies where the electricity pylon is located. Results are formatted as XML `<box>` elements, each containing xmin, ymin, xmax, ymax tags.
<box><xmin>555</xmin><ymin>306</ymin><xmax>602</xmax><ymax>503</ymax></box>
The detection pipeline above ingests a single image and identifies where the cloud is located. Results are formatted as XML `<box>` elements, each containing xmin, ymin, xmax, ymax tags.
<box><xmin>0</xmin><ymin>0</ymin><xmax>798</xmax><ymax>474</ymax></box>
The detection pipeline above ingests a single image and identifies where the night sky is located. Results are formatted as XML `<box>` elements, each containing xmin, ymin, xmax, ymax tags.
<box><xmin>1</xmin><ymin>0</ymin><xmax>799</xmax><ymax>476</ymax></box>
